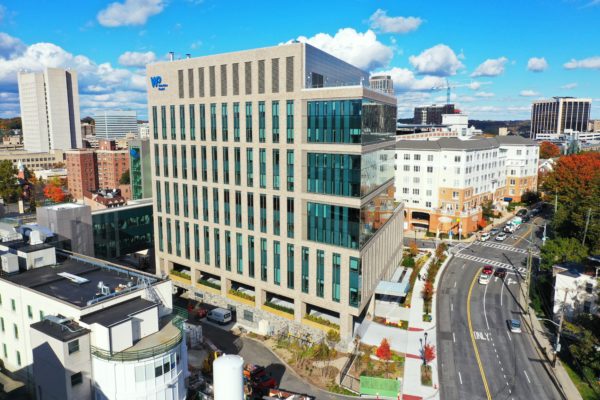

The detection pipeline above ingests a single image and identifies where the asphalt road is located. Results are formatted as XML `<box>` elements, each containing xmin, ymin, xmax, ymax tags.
<box><xmin>437</xmin><ymin>217</ymin><xmax>563</xmax><ymax>400</ymax></box>
<box><xmin>198</xmin><ymin>320</ymin><xmax>346</xmax><ymax>400</ymax></box>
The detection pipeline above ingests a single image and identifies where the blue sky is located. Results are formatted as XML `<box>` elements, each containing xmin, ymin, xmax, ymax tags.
<box><xmin>1</xmin><ymin>0</ymin><xmax>599</xmax><ymax>120</ymax></box>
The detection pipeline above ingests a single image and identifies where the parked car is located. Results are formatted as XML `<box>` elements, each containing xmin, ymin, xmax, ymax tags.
<box><xmin>496</xmin><ymin>232</ymin><xmax>508</xmax><ymax>241</ymax></box>
<box><xmin>490</xmin><ymin>228</ymin><xmax>500</xmax><ymax>235</ymax></box>
<box><xmin>207</xmin><ymin>308</ymin><xmax>232</xmax><ymax>325</ymax></box>
<box><xmin>479</xmin><ymin>272</ymin><xmax>492</xmax><ymax>285</ymax></box>
<box><xmin>482</xmin><ymin>265</ymin><xmax>494</xmax><ymax>275</ymax></box>
<box><xmin>516</xmin><ymin>209</ymin><xmax>528</xmax><ymax>217</ymax></box>
<box><xmin>508</xmin><ymin>319</ymin><xmax>522</xmax><ymax>333</ymax></box>
<box><xmin>522</xmin><ymin>215</ymin><xmax>531</xmax><ymax>222</ymax></box>
<box><xmin>494</xmin><ymin>268</ymin><xmax>507</xmax><ymax>279</ymax></box>
<box><xmin>480</xmin><ymin>232</ymin><xmax>491</xmax><ymax>242</ymax></box>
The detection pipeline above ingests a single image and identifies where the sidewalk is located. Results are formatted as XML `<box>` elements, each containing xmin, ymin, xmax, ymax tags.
<box><xmin>399</xmin><ymin>251</ymin><xmax>454</xmax><ymax>400</ymax></box>
<box><xmin>519</xmin><ymin>287</ymin><xmax>583</xmax><ymax>400</ymax></box>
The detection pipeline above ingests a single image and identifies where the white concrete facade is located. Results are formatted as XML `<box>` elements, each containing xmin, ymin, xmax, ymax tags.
<box><xmin>17</xmin><ymin>68</ymin><xmax>82</xmax><ymax>152</ymax></box>
<box><xmin>553</xmin><ymin>265</ymin><xmax>599</xmax><ymax>320</ymax></box>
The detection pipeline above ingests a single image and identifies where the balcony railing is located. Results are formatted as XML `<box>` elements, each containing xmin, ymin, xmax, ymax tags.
<box><xmin>91</xmin><ymin>316</ymin><xmax>184</xmax><ymax>362</ymax></box>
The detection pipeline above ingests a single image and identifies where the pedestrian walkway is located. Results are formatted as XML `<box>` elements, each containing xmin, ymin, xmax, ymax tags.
<box><xmin>473</xmin><ymin>240</ymin><xmax>533</xmax><ymax>255</ymax></box>
<box><xmin>453</xmin><ymin>252</ymin><xmax>527</xmax><ymax>274</ymax></box>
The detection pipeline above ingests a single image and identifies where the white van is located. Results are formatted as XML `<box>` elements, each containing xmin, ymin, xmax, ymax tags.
<box><xmin>207</xmin><ymin>308</ymin><xmax>232</xmax><ymax>325</ymax></box>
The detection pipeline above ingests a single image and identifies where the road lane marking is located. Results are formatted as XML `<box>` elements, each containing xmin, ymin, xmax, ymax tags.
<box><xmin>524</xmin><ymin>370</ymin><xmax>531</xmax><ymax>384</ymax></box>
<box><xmin>451</xmin><ymin>303</ymin><xmax>454</xmax><ymax>312</ymax></box>
<box><xmin>483</xmin><ymin>281</ymin><xmax>490</xmax><ymax>330</ymax></box>
<box><xmin>474</xmin><ymin>331</ymin><xmax>492</xmax><ymax>341</ymax></box>
<box><xmin>454</xmin><ymin>281</ymin><xmax>457</xmax><ymax>288</ymax></box>
<box><xmin>467</xmin><ymin>268</ymin><xmax>493</xmax><ymax>400</ymax></box>
<box><xmin>453</xmin><ymin>333</ymin><xmax>456</xmax><ymax>343</ymax></box>
<box><xmin>513</xmin><ymin>223</ymin><xmax>534</xmax><ymax>247</ymax></box>
<box><xmin>507</xmin><ymin>332</ymin><xmax>512</xmax><ymax>341</ymax></box>
<box><xmin>501</xmin><ymin>275</ymin><xmax>506</xmax><ymax>306</ymax></box>
<box><xmin>458</xmin><ymin>371</ymin><xmax>463</xmax><ymax>385</ymax></box>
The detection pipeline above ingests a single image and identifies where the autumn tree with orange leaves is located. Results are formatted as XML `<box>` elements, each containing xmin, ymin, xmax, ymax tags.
<box><xmin>539</xmin><ymin>141</ymin><xmax>561</xmax><ymax>159</ymax></box>
<box><xmin>43</xmin><ymin>179</ymin><xmax>67</xmax><ymax>203</ymax></box>
<box><xmin>543</xmin><ymin>152</ymin><xmax>600</xmax><ymax>251</ymax></box>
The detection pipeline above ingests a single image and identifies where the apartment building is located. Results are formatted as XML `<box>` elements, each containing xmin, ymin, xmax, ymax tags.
<box><xmin>413</xmin><ymin>104</ymin><xmax>456</xmax><ymax>125</ymax></box>
<box><xmin>147</xmin><ymin>42</ymin><xmax>403</xmax><ymax>339</ymax></box>
<box><xmin>0</xmin><ymin>149</ymin><xmax>64</xmax><ymax>172</ymax></box>
<box><xmin>65</xmin><ymin>149</ymin><xmax>98</xmax><ymax>200</ymax></box>
<box><xmin>0</xmin><ymin>241</ymin><xmax>184</xmax><ymax>400</ymax></box>
<box><xmin>17</xmin><ymin>68</ymin><xmax>82</xmax><ymax>152</ymax></box>
<box><xmin>531</xmin><ymin>97</ymin><xmax>592</xmax><ymax>140</ymax></box>
<box><xmin>96</xmin><ymin>140</ymin><xmax>130</xmax><ymax>191</ymax></box>
<box><xmin>395</xmin><ymin>136</ymin><xmax>538</xmax><ymax>234</ymax></box>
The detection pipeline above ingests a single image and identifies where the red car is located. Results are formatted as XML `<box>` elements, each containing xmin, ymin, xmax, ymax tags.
<box><xmin>482</xmin><ymin>265</ymin><xmax>494</xmax><ymax>275</ymax></box>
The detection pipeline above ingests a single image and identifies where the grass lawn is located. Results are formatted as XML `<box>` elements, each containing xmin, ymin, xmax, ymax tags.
<box><xmin>562</xmin><ymin>361</ymin><xmax>599</xmax><ymax>400</ymax></box>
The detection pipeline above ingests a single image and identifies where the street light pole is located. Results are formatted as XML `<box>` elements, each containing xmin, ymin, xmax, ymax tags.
<box><xmin>525</xmin><ymin>246</ymin><xmax>532</xmax><ymax>314</ymax></box>
<box><xmin>552</xmin><ymin>289</ymin><xmax>569</xmax><ymax>368</ymax></box>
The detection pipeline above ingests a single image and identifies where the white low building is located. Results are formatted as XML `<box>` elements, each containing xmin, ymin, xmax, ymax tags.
<box><xmin>0</xmin><ymin>241</ymin><xmax>187</xmax><ymax>400</ymax></box>
<box><xmin>552</xmin><ymin>262</ymin><xmax>599</xmax><ymax>320</ymax></box>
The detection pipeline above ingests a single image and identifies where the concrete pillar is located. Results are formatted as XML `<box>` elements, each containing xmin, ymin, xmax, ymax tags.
<box><xmin>340</xmin><ymin>312</ymin><xmax>353</xmax><ymax>340</ymax></box>
<box><xmin>295</xmin><ymin>300</ymin><xmax>306</xmax><ymax>323</ymax></box>
<box><xmin>255</xmin><ymin>288</ymin><xmax>265</xmax><ymax>308</ymax></box>
<box><xmin>222</xmin><ymin>278</ymin><xmax>231</xmax><ymax>296</ymax></box>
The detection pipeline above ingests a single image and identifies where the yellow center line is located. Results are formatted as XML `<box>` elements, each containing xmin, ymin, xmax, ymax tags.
<box><xmin>467</xmin><ymin>267</ymin><xmax>493</xmax><ymax>400</ymax></box>
<box><xmin>513</xmin><ymin>221</ymin><xmax>534</xmax><ymax>247</ymax></box>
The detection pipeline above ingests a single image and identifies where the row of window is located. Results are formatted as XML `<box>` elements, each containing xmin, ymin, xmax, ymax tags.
<box><xmin>153</xmin><ymin>144</ymin><xmax>295</xmax><ymax>191</ymax></box>
<box><xmin>176</xmin><ymin>57</ymin><xmax>294</xmax><ymax>99</ymax></box>
<box><xmin>156</xmin><ymin>184</ymin><xmax>295</xmax><ymax>238</ymax></box>
<box><xmin>166</xmin><ymin>228</ymin><xmax>362</xmax><ymax>306</ymax></box>
<box><xmin>151</xmin><ymin>101</ymin><xmax>295</xmax><ymax>144</ymax></box>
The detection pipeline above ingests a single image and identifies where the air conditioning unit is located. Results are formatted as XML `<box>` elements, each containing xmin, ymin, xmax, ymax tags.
<box><xmin>1</xmin><ymin>253</ymin><xmax>19</xmax><ymax>274</ymax></box>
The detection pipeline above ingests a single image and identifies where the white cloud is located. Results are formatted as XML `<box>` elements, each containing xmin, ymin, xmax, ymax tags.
<box><xmin>471</xmin><ymin>57</ymin><xmax>508</xmax><ymax>77</ymax></box>
<box><xmin>561</xmin><ymin>82</ymin><xmax>578</xmax><ymax>89</ymax></box>
<box><xmin>408</xmin><ymin>44</ymin><xmax>464</xmax><ymax>77</ymax></box>
<box><xmin>468</xmin><ymin>81</ymin><xmax>481</xmax><ymax>90</ymax></box>
<box><xmin>294</xmin><ymin>28</ymin><xmax>393</xmax><ymax>71</ymax></box>
<box><xmin>372</xmin><ymin>67</ymin><xmax>445</xmax><ymax>92</ymax></box>
<box><xmin>475</xmin><ymin>91</ymin><xmax>495</xmax><ymax>98</ymax></box>
<box><xmin>118</xmin><ymin>51</ymin><xmax>156</xmax><ymax>67</ymax></box>
<box><xmin>97</xmin><ymin>0</ymin><xmax>165</xmax><ymax>27</ymax></box>
<box><xmin>0</xmin><ymin>35</ymin><xmax>148</xmax><ymax>118</ymax></box>
<box><xmin>0</xmin><ymin>32</ymin><xmax>25</xmax><ymax>59</ymax></box>
<box><xmin>564</xmin><ymin>56</ymin><xmax>600</xmax><ymax>70</ymax></box>
<box><xmin>368</xmin><ymin>9</ymin><xmax>423</xmax><ymax>34</ymax></box>
<box><xmin>520</xmin><ymin>90</ymin><xmax>539</xmax><ymax>97</ymax></box>
<box><xmin>527</xmin><ymin>57</ymin><xmax>548</xmax><ymax>72</ymax></box>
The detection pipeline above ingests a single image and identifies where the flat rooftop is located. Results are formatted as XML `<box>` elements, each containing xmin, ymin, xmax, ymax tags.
<box><xmin>31</xmin><ymin>318</ymin><xmax>90</xmax><ymax>342</ymax></box>
<box><xmin>2</xmin><ymin>256</ymin><xmax>159</xmax><ymax>308</ymax></box>
<box><xmin>80</xmin><ymin>297</ymin><xmax>156</xmax><ymax>327</ymax></box>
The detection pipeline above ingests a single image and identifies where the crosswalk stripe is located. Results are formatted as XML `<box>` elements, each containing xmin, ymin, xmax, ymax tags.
<box><xmin>453</xmin><ymin>252</ymin><xmax>527</xmax><ymax>274</ymax></box>
<box><xmin>473</xmin><ymin>241</ymin><xmax>540</xmax><ymax>256</ymax></box>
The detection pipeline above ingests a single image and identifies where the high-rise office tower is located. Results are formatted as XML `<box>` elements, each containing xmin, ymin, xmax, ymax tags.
<box><xmin>413</xmin><ymin>104</ymin><xmax>455</xmax><ymax>125</ymax></box>
<box><xmin>94</xmin><ymin>110</ymin><xmax>138</xmax><ymax>140</ymax></box>
<box><xmin>147</xmin><ymin>43</ymin><xmax>403</xmax><ymax>338</ymax></box>
<box><xmin>369</xmin><ymin>75</ymin><xmax>394</xmax><ymax>95</ymax></box>
<box><xmin>17</xmin><ymin>67</ymin><xmax>82</xmax><ymax>152</ymax></box>
<box><xmin>530</xmin><ymin>97</ymin><xmax>592</xmax><ymax>140</ymax></box>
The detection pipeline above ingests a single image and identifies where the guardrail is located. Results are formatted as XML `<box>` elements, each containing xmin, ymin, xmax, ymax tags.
<box><xmin>91</xmin><ymin>315</ymin><xmax>185</xmax><ymax>362</ymax></box>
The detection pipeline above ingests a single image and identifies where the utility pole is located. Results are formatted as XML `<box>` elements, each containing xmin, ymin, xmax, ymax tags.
<box><xmin>552</xmin><ymin>289</ymin><xmax>569</xmax><ymax>368</ymax></box>
<box><xmin>525</xmin><ymin>247</ymin><xmax>533</xmax><ymax>313</ymax></box>
<box><xmin>582</xmin><ymin>208</ymin><xmax>592</xmax><ymax>246</ymax></box>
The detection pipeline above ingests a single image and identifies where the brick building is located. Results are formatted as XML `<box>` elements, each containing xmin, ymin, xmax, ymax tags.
<box><xmin>65</xmin><ymin>149</ymin><xmax>97</xmax><ymax>199</ymax></box>
<box><xmin>96</xmin><ymin>139</ymin><xmax>130</xmax><ymax>194</ymax></box>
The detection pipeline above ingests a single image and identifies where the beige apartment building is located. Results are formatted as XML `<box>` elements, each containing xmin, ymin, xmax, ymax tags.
<box><xmin>395</xmin><ymin>136</ymin><xmax>538</xmax><ymax>235</ymax></box>
<box><xmin>147</xmin><ymin>43</ymin><xmax>403</xmax><ymax>338</ymax></box>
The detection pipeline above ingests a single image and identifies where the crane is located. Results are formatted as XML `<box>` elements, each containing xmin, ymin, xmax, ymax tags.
<box><xmin>431</xmin><ymin>79</ymin><xmax>486</xmax><ymax>105</ymax></box>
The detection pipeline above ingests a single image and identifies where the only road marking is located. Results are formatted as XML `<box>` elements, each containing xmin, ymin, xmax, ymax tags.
<box><xmin>468</xmin><ymin>268</ymin><xmax>493</xmax><ymax>400</ymax></box>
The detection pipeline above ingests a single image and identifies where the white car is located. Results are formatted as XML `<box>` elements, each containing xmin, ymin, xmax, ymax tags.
<box><xmin>508</xmin><ymin>319</ymin><xmax>522</xmax><ymax>333</ymax></box>
<box><xmin>480</xmin><ymin>232</ymin><xmax>491</xmax><ymax>242</ymax></box>
<box><xmin>496</xmin><ymin>232</ymin><xmax>508</xmax><ymax>241</ymax></box>
<box><xmin>479</xmin><ymin>272</ymin><xmax>492</xmax><ymax>285</ymax></box>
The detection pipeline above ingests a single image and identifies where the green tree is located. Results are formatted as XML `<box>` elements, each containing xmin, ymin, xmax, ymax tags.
<box><xmin>540</xmin><ymin>237</ymin><xmax>588</xmax><ymax>270</ymax></box>
<box><xmin>0</xmin><ymin>160</ymin><xmax>20</xmax><ymax>203</ymax></box>
<box><xmin>482</xmin><ymin>200</ymin><xmax>494</xmax><ymax>221</ymax></box>
<box><xmin>569</xmin><ymin>330</ymin><xmax>600</xmax><ymax>373</ymax></box>
<box><xmin>521</xmin><ymin>190</ymin><xmax>541</xmax><ymax>206</ymax></box>
<box><xmin>119</xmin><ymin>169</ymin><xmax>130</xmax><ymax>185</ymax></box>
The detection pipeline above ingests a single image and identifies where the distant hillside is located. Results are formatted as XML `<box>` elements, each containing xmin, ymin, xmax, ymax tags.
<box><xmin>469</xmin><ymin>120</ymin><xmax>530</xmax><ymax>135</ymax></box>
<box><xmin>0</xmin><ymin>117</ymin><xmax>21</xmax><ymax>130</ymax></box>
<box><xmin>397</xmin><ymin>117</ymin><xmax>530</xmax><ymax>135</ymax></box>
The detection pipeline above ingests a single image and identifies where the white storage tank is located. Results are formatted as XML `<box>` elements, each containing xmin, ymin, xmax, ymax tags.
<box><xmin>213</xmin><ymin>354</ymin><xmax>244</xmax><ymax>400</ymax></box>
